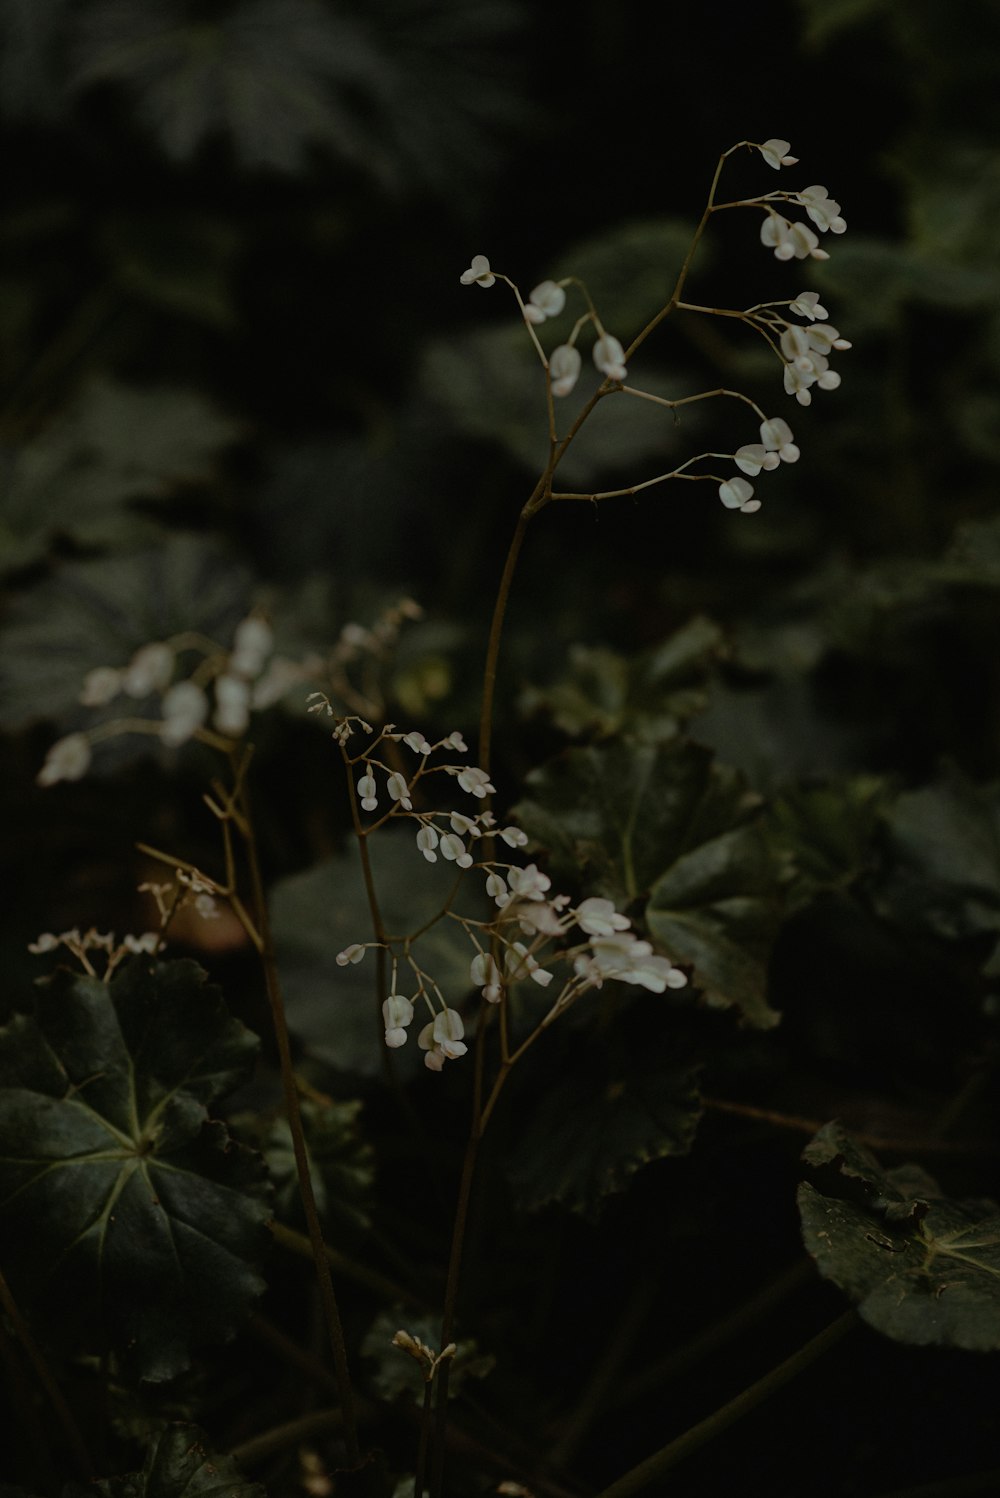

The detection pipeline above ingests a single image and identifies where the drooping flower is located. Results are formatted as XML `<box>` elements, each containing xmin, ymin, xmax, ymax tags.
<box><xmin>506</xmin><ymin>863</ymin><xmax>551</xmax><ymax>901</ymax></box>
<box><xmin>470</xmin><ymin>951</ymin><xmax>502</xmax><ymax>1002</ymax></box>
<box><xmin>758</xmin><ymin>138</ymin><xmax>798</xmax><ymax>170</ymax></box>
<box><xmin>593</xmin><ymin>333</ymin><xmax>627</xmax><ymax>382</ymax></box>
<box><xmin>796</xmin><ymin>185</ymin><xmax>847</xmax><ymax>235</ymax></box>
<box><xmin>789</xmin><ymin>291</ymin><xmax>828</xmax><ymax>321</ymax></box>
<box><xmin>80</xmin><ymin>666</ymin><xmax>122</xmax><ymax>707</ymax></box>
<box><xmin>382</xmin><ymin>993</ymin><xmax>415</xmax><ymax>1048</ymax></box>
<box><xmin>439</xmin><ymin>832</ymin><xmax>473</xmax><ymax>868</ymax></box>
<box><xmin>230</xmin><ymin>616</ymin><xmax>274</xmax><ymax>679</ymax></box>
<box><xmin>416</xmin><ymin>824</ymin><xmax>439</xmax><ymax>862</ymax></box>
<box><xmin>123</xmin><ymin>642</ymin><xmax>174</xmax><ymax>698</ymax></box>
<box><xmin>549</xmin><ymin>344</ymin><xmax>582</xmax><ymax>397</ymax></box>
<box><xmin>336</xmin><ymin>942</ymin><xmax>366</xmax><ymax>966</ymax></box>
<box><xmin>358</xmin><ymin>769</ymin><xmax>378</xmax><ymax>811</ymax></box>
<box><xmin>719</xmin><ymin>477</ymin><xmax>760</xmax><ymax>513</ymax></box>
<box><xmin>160</xmin><ymin>681</ymin><xmax>209</xmax><ymax>746</ymax></box>
<box><xmin>734</xmin><ymin>443</ymin><xmax>780</xmax><ymax>477</ymax></box>
<box><xmin>575</xmin><ymin>897</ymin><xmax>631</xmax><ymax>938</ymax></box>
<box><xmin>37</xmin><ymin>733</ymin><xmax>92</xmax><ymax>787</ymax></box>
<box><xmin>460</xmin><ymin>254</ymin><xmax>495</xmax><ymax>287</ymax></box>
<box><xmin>457</xmin><ymin>765</ymin><xmax>495</xmax><ymax>798</ymax></box>
<box><xmin>760</xmin><ymin>417</ymin><xmax>800</xmax><ymax>463</ymax></box>
<box><xmin>524</xmin><ymin>279</ymin><xmax>566</xmax><ymax>323</ymax></box>
<box><xmin>386</xmin><ymin>771</ymin><xmax>413</xmax><ymax>811</ymax></box>
<box><xmin>213</xmin><ymin>673</ymin><xmax>250</xmax><ymax>736</ymax></box>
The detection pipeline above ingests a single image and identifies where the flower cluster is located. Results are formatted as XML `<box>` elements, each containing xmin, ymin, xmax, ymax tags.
<box><xmin>753</xmin><ymin>141</ymin><xmax>846</xmax><ymax>264</ymax></box>
<box><xmin>719</xmin><ymin>417</ymin><xmax>799</xmax><ymax>512</ymax></box>
<box><xmin>28</xmin><ymin>925</ymin><xmax>160</xmax><ymax>978</ymax></box>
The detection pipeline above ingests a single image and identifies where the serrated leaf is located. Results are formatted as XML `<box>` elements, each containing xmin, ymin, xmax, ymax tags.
<box><xmin>799</xmin><ymin>1122</ymin><xmax>1000</xmax><ymax>1350</ymax></box>
<box><xmin>877</xmin><ymin>772</ymin><xmax>1000</xmax><ymax>974</ymax></box>
<box><xmin>520</xmin><ymin>617</ymin><xmax>724</xmax><ymax>741</ymax></box>
<box><xmin>515</xmin><ymin>738</ymin><xmax>782</xmax><ymax>1026</ymax></box>
<box><xmin>507</xmin><ymin>1049</ymin><xmax>701</xmax><ymax>1219</ymax></box>
<box><xmin>69</xmin><ymin>1423</ymin><xmax>264</xmax><ymax>1498</ymax></box>
<box><xmin>0</xmin><ymin>378</ymin><xmax>241</xmax><ymax>574</ymax></box>
<box><xmin>270</xmin><ymin>831</ymin><xmax>486</xmax><ymax>1075</ymax></box>
<box><xmin>0</xmin><ymin>961</ymin><xmax>271</xmax><ymax>1382</ymax></box>
<box><xmin>0</xmin><ymin>535</ymin><xmax>251</xmax><ymax>734</ymax></box>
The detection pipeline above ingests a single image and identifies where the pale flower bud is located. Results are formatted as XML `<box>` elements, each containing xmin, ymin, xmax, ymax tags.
<box><xmin>37</xmin><ymin>733</ymin><xmax>92</xmax><ymax>787</ymax></box>
<box><xmin>549</xmin><ymin>344</ymin><xmax>582</xmax><ymax>397</ymax></box>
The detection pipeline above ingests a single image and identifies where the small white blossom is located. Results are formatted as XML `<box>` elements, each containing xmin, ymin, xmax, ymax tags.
<box><xmin>432</xmin><ymin>1007</ymin><xmax>468</xmax><ymax>1058</ymax></box>
<box><xmin>524</xmin><ymin>279</ymin><xmax>566</xmax><ymax>323</ymax></box>
<box><xmin>122</xmin><ymin>642</ymin><xmax>175</xmax><ymax>698</ymax></box>
<box><xmin>796</xmin><ymin>185</ymin><xmax>846</xmax><ymax>235</ymax></box>
<box><xmin>336</xmin><ymin>942</ymin><xmax>366</xmax><ymax>966</ymax></box>
<box><xmin>214</xmin><ymin>673</ymin><xmax>250</xmax><ymax>735</ymax></box>
<box><xmin>80</xmin><ymin>666</ymin><xmax>122</xmax><ymax>707</ymax></box>
<box><xmin>506</xmin><ymin>863</ymin><xmax>551</xmax><ymax>901</ymax></box>
<box><xmin>788</xmin><ymin>291</ymin><xmax>828</xmax><ymax>321</ymax></box>
<box><xmin>193</xmin><ymin>893</ymin><xmax>219</xmax><ymax>919</ymax></box>
<box><xmin>549</xmin><ymin>344</ymin><xmax>582</xmax><ymax>398</ymax></box>
<box><xmin>230</xmin><ymin>616</ymin><xmax>274</xmax><ymax>678</ymax></box>
<box><xmin>575</xmin><ymin>897</ymin><xmax>631</xmax><ymax>938</ymax></box>
<box><xmin>734</xmin><ymin>443</ymin><xmax>780</xmax><ymax>477</ymax></box>
<box><xmin>499</xmin><ymin>825</ymin><xmax>528</xmax><ymax>848</ymax></box>
<box><xmin>457</xmin><ymin>766</ymin><xmax>495</xmax><ymax>798</ymax></box>
<box><xmin>123</xmin><ymin>932</ymin><xmax>159</xmax><ymax>954</ymax></box>
<box><xmin>28</xmin><ymin>933</ymin><xmax>60</xmax><ymax>952</ymax></box>
<box><xmin>382</xmin><ymin>994</ymin><xmax>415</xmax><ymax>1048</ymax></box>
<box><xmin>470</xmin><ymin>951</ymin><xmax>502</xmax><ymax>1002</ymax></box>
<box><xmin>443</xmin><ymin>730</ymin><xmax>468</xmax><ymax>752</ymax></box>
<box><xmin>460</xmin><ymin>254</ymin><xmax>495</xmax><ymax>288</ymax></box>
<box><xmin>486</xmin><ymin>872</ymin><xmax>509</xmax><ymax>908</ymax></box>
<box><xmin>515</xmin><ymin>899</ymin><xmax>567</xmax><ymax>938</ymax></box>
<box><xmin>439</xmin><ymin>832</ymin><xmax>473</xmax><ymax>868</ymax></box>
<box><xmin>358</xmin><ymin>770</ymin><xmax>378</xmax><ymax>811</ymax></box>
<box><xmin>719</xmin><ymin>477</ymin><xmax>760</xmax><ymax>514</ymax></box>
<box><xmin>160</xmin><ymin>681</ymin><xmax>209</xmax><ymax>747</ymax></box>
<box><xmin>593</xmin><ymin>333</ymin><xmax>627</xmax><ymax>382</ymax></box>
<box><xmin>416</xmin><ymin>824</ymin><xmax>439</xmax><ymax>862</ymax></box>
<box><xmin>760</xmin><ymin>213</ymin><xmax>829</xmax><ymax>263</ymax></box>
<box><xmin>37</xmin><ymin>732</ymin><xmax>91</xmax><ymax>786</ymax></box>
<box><xmin>402</xmin><ymin>730</ymin><xmax>432</xmax><ymax>755</ymax></box>
<box><xmin>450</xmin><ymin>811</ymin><xmax>480</xmax><ymax>837</ymax></box>
<box><xmin>803</xmin><ymin>324</ymin><xmax>852</xmax><ymax>354</ymax></box>
<box><xmin>504</xmin><ymin>940</ymin><xmax>554</xmax><ymax>986</ymax></box>
<box><xmin>758</xmin><ymin>138</ymin><xmax>798</xmax><ymax>170</ymax></box>
<box><xmin>386</xmin><ymin>771</ymin><xmax>413</xmax><ymax>811</ymax></box>
<box><xmin>760</xmin><ymin>418</ymin><xmax>799</xmax><ymax>462</ymax></box>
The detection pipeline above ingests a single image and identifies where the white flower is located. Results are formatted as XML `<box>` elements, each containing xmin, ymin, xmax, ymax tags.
<box><xmin>506</xmin><ymin>863</ymin><xmax>551</xmax><ymax>901</ymax></box>
<box><xmin>457</xmin><ymin>766</ymin><xmax>495</xmax><ymax>798</ymax></box>
<box><xmin>579</xmin><ymin>930</ymin><xmax>687</xmax><ymax>992</ymax></box>
<box><xmin>382</xmin><ymin>994</ymin><xmax>415</xmax><ymax>1048</ymax></box>
<box><xmin>230</xmin><ymin>616</ymin><xmax>274</xmax><ymax>679</ymax></box>
<box><xmin>460</xmin><ymin>254</ymin><xmax>495</xmax><ymax>288</ymax></box>
<box><xmin>470</xmin><ymin>951</ymin><xmax>502</xmax><ymax>1002</ymax></box>
<box><xmin>504</xmin><ymin>941</ymin><xmax>554</xmax><ymax>987</ymax></box>
<box><xmin>402</xmin><ymin>731</ymin><xmax>432</xmax><ymax>755</ymax></box>
<box><xmin>443</xmin><ymin>731</ymin><xmax>468</xmax><ymax>752</ymax></box>
<box><xmin>593</xmin><ymin>333</ymin><xmax>627</xmax><ymax>382</ymax></box>
<box><xmin>486</xmin><ymin>872</ymin><xmax>509</xmax><ymax>908</ymax></box>
<box><xmin>439</xmin><ymin>832</ymin><xmax>473</xmax><ymax>868</ymax></box>
<box><xmin>758</xmin><ymin>138</ymin><xmax>798</xmax><ymax>170</ymax></box>
<box><xmin>336</xmin><ymin>942</ymin><xmax>366</xmax><ymax>966</ymax></box>
<box><xmin>796</xmin><ymin>185</ymin><xmax>847</xmax><ymax>234</ymax></box>
<box><xmin>549</xmin><ymin>343</ymin><xmax>582</xmax><ymax>397</ymax></box>
<box><xmin>123</xmin><ymin>932</ymin><xmax>159</xmax><ymax>954</ymax></box>
<box><xmin>780</xmin><ymin>324</ymin><xmax>812</xmax><ymax>362</ymax></box>
<box><xmin>783</xmin><ymin>362</ymin><xmax>814</xmax><ymax>405</ymax></box>
<box><xmin>358</xmin><ymin>770</ymin><xmax>378</xmax><ymax>811</ymax></box>
<box><xmin>432</xmin><ymin>1007</ymin><xmax>468</xmax><ymax>1058</ymax></box>
<box><xmin>160</xmin><ymin>681</ymin><xmax>208</xmax><ymax>746</ymax></box>
<box><xmin>80</xmin><ymin>666</ymin><xmax>122</xmax><ymax>707</ymax></box>
<box><xmin>524</xmin><ymin>279</ymin><xmax>566</xmax><ymax>323</ymax></box>
<box><xmin>450</xmin><ymin>811</ymin><xmax>480</xmax><ymax>837</ymax></box>
<box><xmin>28</xmin><ymin>932</ymin><xmax>59</xmax><ymax>952</ymax></box>
<box><xmin>386</xmin><ymin>771</ymin><xmax>413</xmax><ymax>811</ymax></box>
<box><xmin>719</xmin><ymin>477</ymin><xmax>760</xmax><ymax>513</ymax></box>
<box><xmin>804</xmin><ymin>323</ymin><xmax>852</xmax><ymax>354</ymax></box>
<box><xmin>760</xmin><ymin>417</ymin><xmax>800</xmax><ymax>462</ymax></box>
<box><xmin>760</xmin><ymin>213</ymin><xmax>829</xmax><ymax>263</ymax></box>
<box><xmin>37</xmin><ymin>732</ymin><xmax>92</xmax><ymax>786</ymax></box>
<box><xmin>734</xmin><ymin>443</ymin><xmax>779</xmax><ymax>477</ymax></box>
<box><xmin>575</xmin><ymin>897</ymin><xmax>631</xmax><ymax>938</ymax></box>
<box><xmin>499</xmin><ymin>825</ymin><xmax>528</xmax><ymax>848</ymax></box>
<box><xmin>515</xmin><ymin>899</ymin><xmax>567</xmax><ymax>938</ymax></box>
<box><xmin>123</xmin><ymin>642</ymin><xmax>174</xmax><ymax>698</ymax></box>
<box><xmin>789</xmin><ymin>291</ymin><xmax>828</xmax><ymax>321</ymax></box>
<box><xmin>416</xmin><ymin>824</ymin><xmax>439</xmax><ymax>862</ymax></box>
<box><xmin>213</xmin><ymin>673</ymin><xmax>250</xmax><ymax>735</ymax></box>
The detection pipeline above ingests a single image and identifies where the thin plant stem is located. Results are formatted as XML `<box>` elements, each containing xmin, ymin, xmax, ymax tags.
<box><xmin>478</xmin><ymin>506</ymin><xmax>531</xmax><ymax>776</ymax></box>
<box><xmin>593</xmin><ymin>1309</ymin><xmax>856</xmax><ymax>1498</ymax></box>
<box><xmin>0</xmin><ymin>1263</ymin><xmax>94</xmax><ymax>1478</ymax></box>
<box><xmin>414</xmin><ymin>1380</ymin><xmax>433</xmax><ymax>1498</ymax></box>
<box><xmin>240</xmin><ymin>771</ymin><xmax>361</xmax><ymax>1466</ymax></box>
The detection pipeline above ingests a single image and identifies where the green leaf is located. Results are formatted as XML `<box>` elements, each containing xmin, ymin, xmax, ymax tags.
<box><xmin>72</xmin><ymin>1423</ymin><xmax>264</xmax><ymax>1498</ymax></box>
<box><xmin>515</xmin><ymin>738</ymin><xmax>782</xmax><ymax>1026</ymax></box>
<box><xmin>0</xmin><ymin>378</ymin><xmax>241</xmax><ymax>575</ymax></box>
<box><xmin>0</xmin><ymin>960</ymin><xmax>271</xmax><ymax>1382</ymax></box>
<box><xmin>877</xmin><ymin>771</ymin><xmax>1000</xmax><ymax>974</ymax></box>
<box><xmin>270</xmin><ymin>831</ymin><xmax>486</xmax><ymax>1075</ymax></box>
<box><xmin>799</xmin><ymin>1122</ymin><xmax>1000</xmax><ymax>1350</ymax></box>
<box><xmin>766</xmin><ymin>776</ymin><xmax>886</xmax><ymax>910</ymax></box>
<box><xmin>520</xmin><ymin>617</ymin><xmax>724</xmax><ymax>742</ymax></box>
<box><xmin>0</xmin><ymin>535</ymin><xmax>251</xmax><ymax>733</ymax></box>
<box><xmin>507</xmin><ymin>1047</ymin><xmax>701</xmax><ymax>1219</ymax></box>
<box><xmin>260</xmin><ymin>1096</ymin><xmax>374</xmax><ymax>1238</ymax></box>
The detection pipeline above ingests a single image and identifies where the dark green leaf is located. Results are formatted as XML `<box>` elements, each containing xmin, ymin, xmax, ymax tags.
<box><xmin>0</xmin><ymin>961</ymin><xmax>271</xmax><ymax>1382</ymax></box>
<box><xmin>799</xmin><ymin>1122</ymin><xmax>1000</xmax><ymax>1349</ymax></box>
<box><xmin>516</xmin><ymin>738</ymin><xmax>782</xmax><ymax>1026</ymax></box>
<box><xmin>270</xmin><ymin>831</ymin><xmax>486</xmax><ymax>1075</ymax></box>
<box><xmin>75</xmin><ymin>1423</ymin><xmax>264</xmax><ymax>1498</ymax></box>
<box><xmin>260</xmin><ymin>1096</ymin><xmax>374</xmax><ymax>1237</ymax></box>
<box><xmin>507</xmin><ymin>1049</ymin><xmax>701</xmax><ymax>1219</ymax></box>
<box><xmin>766</xmin><ymin>776</ymin><xmax>886</xmax><ymax>909</ymax></box>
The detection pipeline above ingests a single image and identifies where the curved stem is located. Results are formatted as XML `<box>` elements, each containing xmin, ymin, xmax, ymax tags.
<box><xmin>593</xmin><ymin>1310</ymin><xmax>856</xmax><ymax>1498</ymax></box>
<box><xmin>241</xmin><ymin>773</ymin><xmax>361</xmax><ymax>1466</ymax></box>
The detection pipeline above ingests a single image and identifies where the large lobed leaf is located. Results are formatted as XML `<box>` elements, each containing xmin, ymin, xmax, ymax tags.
<box><xmin>798</xmin><ymin>1122</ymin><xmax>1000</xmax><ymax>1350</ymax></box>
<box><xmin>65</xmin><ymin>1423</ymin><xmax>264</xmax><ymax>1498</ymax></box>
<box><xmin>515</xmin><ymin>737</ymin><xmax>782</xmax><ymax>1027</ymax></box>
<box><xmin>0</xmin><ymin>960</ymin><xmax>271</xmax><ymax>1382</ymax></box>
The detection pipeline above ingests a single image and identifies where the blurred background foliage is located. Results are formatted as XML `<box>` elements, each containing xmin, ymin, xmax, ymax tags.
<box><xmin>3</xmin><ymin>0</ymin><xmax>1000</xmax><ymax>1492</ymax></box>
